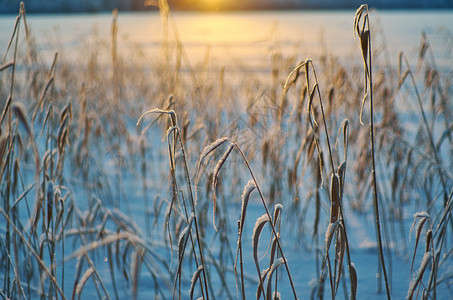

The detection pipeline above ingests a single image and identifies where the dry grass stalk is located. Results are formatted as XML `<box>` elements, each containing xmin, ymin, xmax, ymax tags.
<box><xmin>354</xmin><ymin>4</ymin><xmax>391</xmax><ymax>298</ymax></box>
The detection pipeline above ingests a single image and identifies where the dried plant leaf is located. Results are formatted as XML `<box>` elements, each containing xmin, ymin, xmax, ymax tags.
<box><xmin>308</xmin><ymin>83</ymin><xmax>319</xmax><ymax>128</ymax></box>
<box><xmin>131</xmin><ymin>247</ymin><xmax>144</xmax><ymax>300</ymax></box>
<box><xmin>75</xmin><ymin>267</ymin><xmax>94</xmax><ymax>298</ymax></box>
<box><xmin>12</xmin><ymin>103</ymin><xmax>40</xmax><ymax>171</ymax></box>
<box><xmin>325</xmin><ymin>221</ymin><xmax>338</xmax><ymax>252</ymax></box>
<box><xmin>72</xmin><ymin>257</ymin><xmax>85</xmax><ymax>299</ymax></box>
<box><xmin>198</xmin><ymin>137</ymin><xmax>230</xmax><ymax>167</ymax></box>
<box><xmin>235</xmin><ymin>179</ymin><xmax>256</xmax><ymax>266</ymax></box>
<box><xmin>239</xmin><ymin>179</ymin><xmax>256</xmax><ymax>235</ymax></box>
<box><xmin>256</xmin><ymin>268</ymin><xmax>270</xmax><ymax>300</ymax></box>
<box><xmin>337</xmin><ymin>161</ymin><xmax>346</xmax><ymax>194</ymax></box>
<box><xmin>409</xmin><ymin>213</ymin><xmax>429</xmax><ymax>272</ymax></box>
<box><xmin>360</xmin><ymin>30</ymin><xmax>369</xmax><ymax>64</ymax></box>
<box><xmin>212</xmin><ymin>143</ymin><xmax>234</xmax><ymax>231</ymax></box>
<box><xmin>330</xmin><ymin>173</ymin><xmax>340</xmax><ymax>223</ymax></box>
<box><xmin>32</xmin><ymin>69</ymin><xmax>55</xmax><ymax>122</ymax></box>
<box><xmin>0</xmin><ymin>61</ymin><xmax>14</xmax><ymax>72</ymax></box>
<box><xmin>0</xmin><ymin>96</ymin><xmax>12</xmax><ymax>126</ymax></box>
<box><xmin>407</xmin><ymin>252</ymin><xmax>432</xmax><ymax>300</ymax></box>
<box><xmin>425</xmin><ymin>229</ymin><xmax>432</xmax><ymax>254</ymax></box>
<box><xmin>253</xmin><ymin>214</ymin><xmax>270</xmax><ymax>297</ymax></box>
<box><xmin>189</xmin><ymin>265</ymin><xmax>204</xmax><ymax>300</ymax></box>
<box><xmin>137</xmin><ymin>108</ymin><xmax>177</xmax><ymax>128</ymax></box>
<box><xmin>269</xmin><ymin>234</ymin><xmax>279</xmax><ymax>269</ymax></box>
<box><xmin>177</xmin><ymin>213</ymin><xmax>194</xmax><ymax>260</ymax></box>
<box><xmin>334</xmin><ymin>224</ymin><xmax>346</xmax><ymax>295</ymax></box>
<box><xmin>350</xmin><ymin>263</ymin><xmax>358</xmax><ymax>299</ymax></box>
<box><xmin>253</xmin><ymin>214</ymin><xmax>270</xmax><ymax>264</ymax></box>
<box><xmin>273</xmin><ymin>204</ymin><xmax>283</xmax><ymax>225</ymax></box>
<box><xmin>284</xmin><ymin>61</ymin><xmax>307</xmax><ymax>90</ymax></box>
<box><xmin>338</xmin><ymin>119</ymin><xmax>349</xmax><ymax>162</ymax></box>
<box><xmin>266</xmin><ymin>257</ymin><xmax>286</xmax><ymax>300</ymax></box>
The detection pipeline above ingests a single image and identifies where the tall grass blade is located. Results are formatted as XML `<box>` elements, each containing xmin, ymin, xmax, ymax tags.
<box><xmin>253</xmin><ymin>214</ymin><xmax>270</xmax><ymax>298</ymax></box>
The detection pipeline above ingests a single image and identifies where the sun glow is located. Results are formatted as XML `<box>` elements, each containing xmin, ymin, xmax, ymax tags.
<box><xmin>199</xmin><ymin>0</ymin><xmax>224</xmax><ymax>10</ymax></box>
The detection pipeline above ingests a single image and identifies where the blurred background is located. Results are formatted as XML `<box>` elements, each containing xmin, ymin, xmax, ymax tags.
<box><xmin>0</xmin><ymin>0</ymin><xmax>452</xmax><ymax>13</ymax></box>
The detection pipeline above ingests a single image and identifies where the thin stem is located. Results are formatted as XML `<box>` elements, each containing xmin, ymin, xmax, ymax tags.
<box><xmin>238</xmin><ymin>221</ymin><xmax>246</xmax><ymax>300</ymax></box>
<box><xmin>366</xmin><ymin>14</ymin><xmax>392</xmax><ymax>300</ymax></box>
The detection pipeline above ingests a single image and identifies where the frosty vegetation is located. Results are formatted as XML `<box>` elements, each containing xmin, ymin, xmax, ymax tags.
<box><xmin>0</xmin><ymin>1</ymin><xmax>452</xmax><ymax>300</ymax></box>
